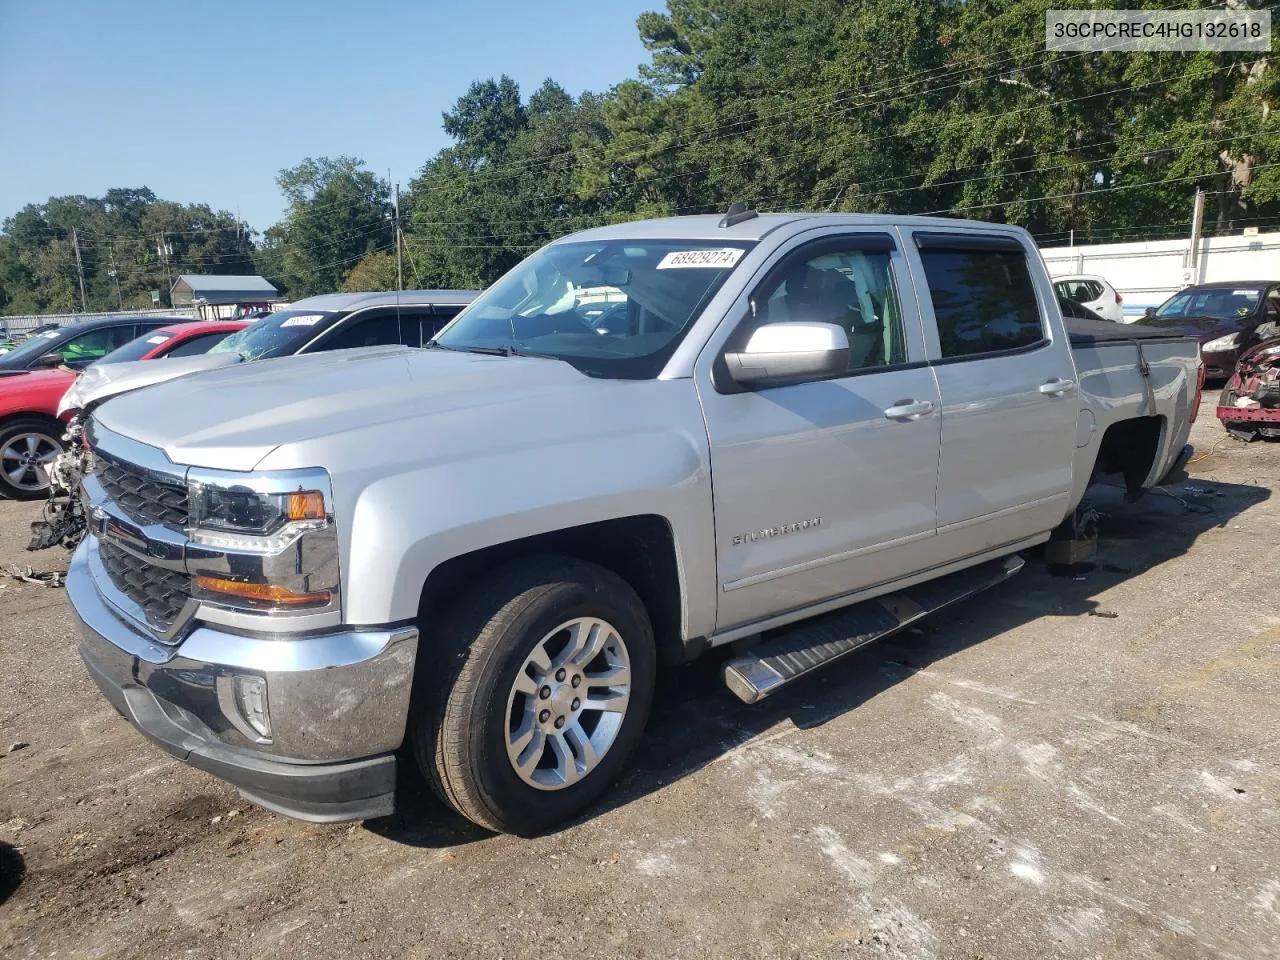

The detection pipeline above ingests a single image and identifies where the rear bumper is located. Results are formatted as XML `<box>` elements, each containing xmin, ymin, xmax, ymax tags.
<box><xmin>68</xmin><ymin>541</ymin><xmax>418</xmax><ymax>822</ymax></box>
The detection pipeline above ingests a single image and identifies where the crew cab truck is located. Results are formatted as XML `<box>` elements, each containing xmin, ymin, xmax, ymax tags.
<box><xmin>67</xmin><ymin>211</ymin><xmax>1201</xmax><ymax>835</ymax></box>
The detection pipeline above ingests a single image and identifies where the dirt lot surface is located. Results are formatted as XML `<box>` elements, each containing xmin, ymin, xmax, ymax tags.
<box><xmin>2</xmin><ymin>398</ymin><xmax>1279</xmax><ymax>959</ymax></box>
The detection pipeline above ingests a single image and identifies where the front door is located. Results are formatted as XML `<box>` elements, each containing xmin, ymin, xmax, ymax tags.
<box><xmin>908</xmin><ymin>231</ymin><xmax>1080</xmax><ymax>556</ymax></box>
<box><xmin>698</xmin><ymin>231</ymin><xmax>942</xmax><ymax>632</ymax></box>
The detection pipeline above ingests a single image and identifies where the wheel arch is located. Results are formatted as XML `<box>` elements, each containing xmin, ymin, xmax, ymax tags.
<box><xmin>415</xmin><ymin>515</ymin><xmax>694</xmax><ymax>666</ymax></box>
<box><xmin>1090</xmin><ymin>414</ymin><xmax>1166</xmax><ymax>493</ymax></box>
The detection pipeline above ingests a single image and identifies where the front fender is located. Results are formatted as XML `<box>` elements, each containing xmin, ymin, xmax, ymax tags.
<box><xmin>252</xmin><ymin>378</ymin><xmax>717</xmax><ymax>638</ymax></box>
<box><xmin>342</xmin><ymin>427</ymin><xmax>715</xmax><ymax>632</ymax></box>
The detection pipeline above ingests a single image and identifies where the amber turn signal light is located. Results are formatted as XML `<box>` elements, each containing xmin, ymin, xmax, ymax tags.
<box><xmin>194</xmin><ymin>575</ymin><xmax>331</xmax><ymax>607</ymax></box>
<box><xmin>286</xmin><ymin>490</ymin><xmax>326</xmax><ymax>522</ymax></box>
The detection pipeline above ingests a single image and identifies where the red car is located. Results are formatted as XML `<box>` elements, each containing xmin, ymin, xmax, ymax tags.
<box><xmin>0</xmin><ymin>321</ymin><xmax>246</xmax><ymax>499</ymax></box>
<box><xmin>1217</xmin><ymin>335</ymin><xmax>1280</xmax><ymax>440</ymax></box>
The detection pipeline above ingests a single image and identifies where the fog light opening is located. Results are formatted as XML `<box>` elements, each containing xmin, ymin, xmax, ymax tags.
<box><xmin>216</xmin><ymin>673</ymin><xmax>273</xmax><ymax>745</ymax></box>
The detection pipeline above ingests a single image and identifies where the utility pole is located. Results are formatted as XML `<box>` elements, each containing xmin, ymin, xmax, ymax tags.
<box><xmin>71</xmin><ymin>227</ymin><xmax>88</xmax><ymax>312</ymax></box>
<box><xmin>393</xmin><ymin>183</ymin><xmax>404</xmax><ymax>292</ymax></box>
<box><xmin>1186</xmin><ymin>187</ymin><xmax>1206</xmax><ymax>283</ymax></box>
<box><xmin>107</xmin><ymin>245</ymin><xmax>123</xmax><ymax>310</ymax></box>
<box><xmin>156</xmin><ymin>233</ymin><xmax>174</xmax><ymax>305</ymax></box>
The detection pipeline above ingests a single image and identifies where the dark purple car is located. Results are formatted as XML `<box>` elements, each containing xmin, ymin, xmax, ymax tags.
<box><xmin>1140</xmin><ymin>281</ymin><xmax>1280</xmax><ymax>380</ymax></box>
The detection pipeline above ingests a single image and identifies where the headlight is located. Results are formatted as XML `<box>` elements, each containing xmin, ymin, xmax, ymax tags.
<box><xmin>185</xmin><ymin>467</ymin><xmax>339</xmax><ymax>613</ymax></box>
<box><xmin>1203</xmin><ymin>333</ymin><xmax>1239</xmax><ymax>352</ymax></box>
<box><xmin>189</xmin><ymin>483</ymin><xmax>325</xmax><ymax>539</ymax></box>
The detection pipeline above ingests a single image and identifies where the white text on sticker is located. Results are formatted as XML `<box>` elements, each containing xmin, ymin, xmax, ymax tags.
<box><xmin>280</xmin><ymin>314</ymin><xmax>325</xmax><ymax>327</ymax></box>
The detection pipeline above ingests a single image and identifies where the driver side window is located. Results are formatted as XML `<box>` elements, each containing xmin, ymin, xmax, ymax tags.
<box><xmin>750</xmin><ymin>242</ymin><xmax>907</xmax><ymax>371</ymax></box>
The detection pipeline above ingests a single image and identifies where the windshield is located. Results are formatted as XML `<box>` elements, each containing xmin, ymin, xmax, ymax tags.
<box><xmin>1156</xmin><ymin>287</ymin><xmax>1262</xmax><ymax>322</ymax></box>
<box><xmin>0</xmin><ymin>327</ymin><xmax>63</xmax><ymax>363</ymax></box>
<box><xmin>207</xmin><ymin>310</ymin><xmax>338</xmax><ymax>361</ymax></box>
<box><xmin>435</xmin><ymin>239</ymin><xmax>754</xmax><ymax>378</ymax></box>
<box><xmin>98</xmin><ymin>330</ymin><xmax>174</xmax><ymax>364</ymax></box>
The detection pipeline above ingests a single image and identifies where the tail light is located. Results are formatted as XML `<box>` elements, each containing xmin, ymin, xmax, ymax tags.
<box><xmin>1190</xmin><ymin>355</ymin><xmax>1205</xmax><ymax>421</ymax></box>
<box><xmin>1115</xmin><ymin>292</ymin><xmax>1124</xmax><ymax>305</ymax></box>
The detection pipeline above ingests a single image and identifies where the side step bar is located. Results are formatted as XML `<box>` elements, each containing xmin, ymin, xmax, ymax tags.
<box><xmin>722</xmin><ymin>555</ymin><xmax>1025</xmax><ymax>704</ymax></box>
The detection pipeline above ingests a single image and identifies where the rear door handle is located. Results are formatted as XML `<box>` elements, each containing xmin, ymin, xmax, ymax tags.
<box><xmin>883</xmin><ymin>399</ymin><xmax>935</xmax><ymax>420</ymax></box>
<box><xmin>1039</xmin><ymin>378</ymin><xmax>1076</xmax><ymax>396</ymax></box>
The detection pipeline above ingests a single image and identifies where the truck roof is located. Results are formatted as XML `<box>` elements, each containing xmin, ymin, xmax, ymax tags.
<box><xmin>289</xmin><ymin>289</ymin><xmax>481</xmax><ymax>313</ymax></box>
<box><xmin>557</xmin><ymin>212</ymin><xmax>1029</xmax><ymax>244</ymax></box>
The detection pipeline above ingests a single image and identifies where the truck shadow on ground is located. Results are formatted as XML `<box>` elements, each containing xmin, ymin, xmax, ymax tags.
<box><xmin>0</xmin><ymin>841</ymin><xmax>24</xmax><ymax>905</ymax></box>
<box><xmin>368</xmin><ymin>476</ymin><xmax>1268</xmax><ymax>846</ymax></box>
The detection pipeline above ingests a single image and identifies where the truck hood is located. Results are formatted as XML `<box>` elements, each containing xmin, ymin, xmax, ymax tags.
<box><xmin>92</xmin><ymin>346</ymin><xmax>591</xmax><ymax>470</ymax></box>
<box><xmin>58</xmin><ymin>352</ymin><xmax>241</xmax><ymax>417</ymax></box>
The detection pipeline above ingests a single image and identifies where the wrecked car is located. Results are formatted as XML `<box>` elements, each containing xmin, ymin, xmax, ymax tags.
<box><xmin>31</xmin><ymin>290</ymin><xmax>478</xmax><ymax>550</ymax></box>
<box><xmin>1217</xmin><ymin>335</ymin><xmax>1280</xmax><ymax>440</ymax></box>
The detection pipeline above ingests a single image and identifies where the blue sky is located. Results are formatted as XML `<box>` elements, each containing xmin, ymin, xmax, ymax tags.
<box><xmin>0</xmin><ymin>0</ymin><xmax>657</xmax><ymax>234</ymax></box>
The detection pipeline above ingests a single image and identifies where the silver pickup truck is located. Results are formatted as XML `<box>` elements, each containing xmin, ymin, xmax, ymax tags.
<box><xmin>67</xmin><ymin>211</ymin><xmax>1202</xmax><ymax>835</ymax></box>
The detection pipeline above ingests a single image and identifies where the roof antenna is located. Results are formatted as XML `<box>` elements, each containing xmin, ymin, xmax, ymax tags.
<box><xmin>719</xmin><ymin>202</ymin><xmax>758</xmax><ymax>228</ymax></box>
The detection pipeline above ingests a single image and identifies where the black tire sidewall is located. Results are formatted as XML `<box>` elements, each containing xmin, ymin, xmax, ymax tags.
<box><xmin>0</xmin><ymin>418</ymin><xmax>63</xmax><ymax>500</ymax></box>
<box><xmin>463</xmin><ymin>573</ymin><xmax>655</xmax><ymax>834</ymax></box>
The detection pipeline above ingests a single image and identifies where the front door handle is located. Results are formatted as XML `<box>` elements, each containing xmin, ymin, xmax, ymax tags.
<box><xmin>883</xmin><ymin>399</ymin><xmax>935</xmax><ymax>420</ymax></box>
<box><xmin>1039</xmin><ymin>378</ymin><xmax>1076</xmax><ymax>396</ymax></box>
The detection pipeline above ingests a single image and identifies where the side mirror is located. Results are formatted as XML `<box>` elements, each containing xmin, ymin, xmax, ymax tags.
<box><xmin>723</xmin><ymin>322</ymin><xmax>850</xmax><ymax>389</ymax></box>
<box><xmin>36</xmin><ymin>352</ymin><xmax>65</xmax><ymax>369</ymax></box>
<box><xmin>1143</xmin><ymin>307</ymin><xmax>1157</xmax><ymax>319</ymax></box>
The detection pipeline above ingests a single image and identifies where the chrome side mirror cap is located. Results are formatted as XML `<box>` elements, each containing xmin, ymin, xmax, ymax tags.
<box><xmin>724</xmin><ymin>321</ymin><xmax>850</xmax><ymax>389</ymax></box>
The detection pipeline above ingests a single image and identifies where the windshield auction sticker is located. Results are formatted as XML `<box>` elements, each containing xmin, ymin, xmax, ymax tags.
<box><xmin>657</xmin><ymin>248</ymin><xmax>745</xmax><ymax>269</ymax></box>
<box><xmin>1047</xmin><ymin>9</ymin><xmax>1270</xmax><ymax>51</ymax></box>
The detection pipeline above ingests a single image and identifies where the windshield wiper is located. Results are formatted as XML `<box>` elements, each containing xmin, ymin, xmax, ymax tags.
<box><xmin>454</xmin><ymin>344</ymin><xmax>559</xmax><ymax>360</ymax></box>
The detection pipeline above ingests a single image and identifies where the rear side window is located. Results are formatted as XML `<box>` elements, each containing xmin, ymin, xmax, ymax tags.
<box><xmin>1055</xmin><ymin>279</ymin><xmax>1103</xmax><ymax>303</ymax></box>
<box><xmin>920</xmin><ymin>247</ymin><xmax>1045</xmax><ymax>358</ymax></box>
<box><xmin>314</xmin><ymin>313</ymin><xmax>400</xmax><ymax>352</ymax></box>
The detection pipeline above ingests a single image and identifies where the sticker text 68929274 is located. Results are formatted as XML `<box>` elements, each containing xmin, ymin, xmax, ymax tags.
<box><xmin>656</xmin><ymin>248</ymin><xmax>745</xmax><ymax>269</ymax></box>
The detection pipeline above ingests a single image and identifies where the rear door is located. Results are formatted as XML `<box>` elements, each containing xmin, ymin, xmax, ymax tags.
<box><xmin>907</xmin><ymin>231</ymin><xmax>1079</xmax><ymax>556</ymax></box>
<box><xmin>1078</xmin><ymin>279</ymin><xmax>1108</xmax><ymax>317</ymax></box>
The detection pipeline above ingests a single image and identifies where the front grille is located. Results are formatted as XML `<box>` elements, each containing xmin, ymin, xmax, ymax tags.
<box><xmin>98</xmin><ymin>539</ymin><xmax>191</xmax><ymax>636</ymax></box>
<box><xmin>96</xmin><ymin>456</ymin><xmax>189</xmax><ymax>528</ymax></box>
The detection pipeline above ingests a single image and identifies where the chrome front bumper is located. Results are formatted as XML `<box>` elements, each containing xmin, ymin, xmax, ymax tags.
<box><xmin>68</xmin><ymin>539</ymin><xmax>418</xmax><ymax>822</ymax></box>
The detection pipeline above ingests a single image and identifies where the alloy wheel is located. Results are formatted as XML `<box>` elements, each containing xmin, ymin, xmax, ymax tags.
<box><xmin>504</xmin><ymin>616</ymin><xmax>632</xmax><ymax>790</ymax></box>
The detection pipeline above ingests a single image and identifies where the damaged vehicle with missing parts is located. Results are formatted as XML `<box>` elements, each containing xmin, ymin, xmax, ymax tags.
<box><xmin>66</xmin><ymin>210</ymin><xmax>1201</xmax><ymax>835</ymax></box>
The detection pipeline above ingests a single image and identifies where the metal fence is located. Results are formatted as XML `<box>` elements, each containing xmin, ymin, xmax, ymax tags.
<box><xmin>0</xmin><ymin>308</ymin><xmax>198</xmax><ymax>336</ymax></box>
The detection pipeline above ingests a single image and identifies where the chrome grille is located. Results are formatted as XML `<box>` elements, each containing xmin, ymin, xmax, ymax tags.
<box><xmin>98</xmin><ymin>539</ymin><xmax>191</xmax><ymax>636</ymax></box>
<box><xmin>96</xmin><ymin>456</ymin><xmax>189</xmax><ymax>528</ymax></box>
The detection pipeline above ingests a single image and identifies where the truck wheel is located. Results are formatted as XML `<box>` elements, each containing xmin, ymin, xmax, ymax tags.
<box><xmin>0</xmin><ymin>417</ymin><xmax>64</xmax><ymax>500</ymax></box>
<box><xmin>413</xmin><ymin>557</ymin><xmax>656</xmax><ymax>835</ymax></box>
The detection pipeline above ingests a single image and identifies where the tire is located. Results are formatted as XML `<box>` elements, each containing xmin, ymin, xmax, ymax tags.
<box><xmin>412</xmin><ymin>557</ymin><xmax>656</xmax><ymax>835</ymax></box>
<box><xmin>0</xmin><ymin>417</ymin><xmax>65</xmax><ymax>500</ymax></box>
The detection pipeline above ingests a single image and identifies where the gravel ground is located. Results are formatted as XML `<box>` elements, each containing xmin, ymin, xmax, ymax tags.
<box><xmin>2</xmin><ymin>397</ymin><xmax>1279</xmax><ymax>960</ymax></box>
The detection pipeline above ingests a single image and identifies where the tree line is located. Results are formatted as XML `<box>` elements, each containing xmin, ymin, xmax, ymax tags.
<box><xmin>4</xmin><ymin>0</ymin><xmax>1279</xmax><ymax>313</ymax></box>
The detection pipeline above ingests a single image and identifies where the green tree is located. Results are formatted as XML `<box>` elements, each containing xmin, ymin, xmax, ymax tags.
<box><xmin>405</xmin><ymin>78</ymin><xmax>612</xmax><ymax>288</ymax></box>
<box><xmin>341</xmin><ymin>250</ymin><xmax>399</xmax><ymax>291</ymax></box>
<box><xmin>271</xmin><ymin>157</ymin><xmax>392</xmax><ymax>296</ymax></box>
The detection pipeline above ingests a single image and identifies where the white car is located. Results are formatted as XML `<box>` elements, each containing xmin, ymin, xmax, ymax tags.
<box><xmin>1053</xmin><ymin>274</ymin><xmax>1126</xmax><ymax>323</ymax></box>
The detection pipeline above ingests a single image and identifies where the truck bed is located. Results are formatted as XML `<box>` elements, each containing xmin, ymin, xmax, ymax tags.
<box><xmin>1065</xmin><ymin>317</ymin><xmax>1200</xmax><ymax>506</ymax></box>
<box><xmin>1064</xmin><ymin>315</ymin><xmax>1195</xmax><ymax>345</ymax></box>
